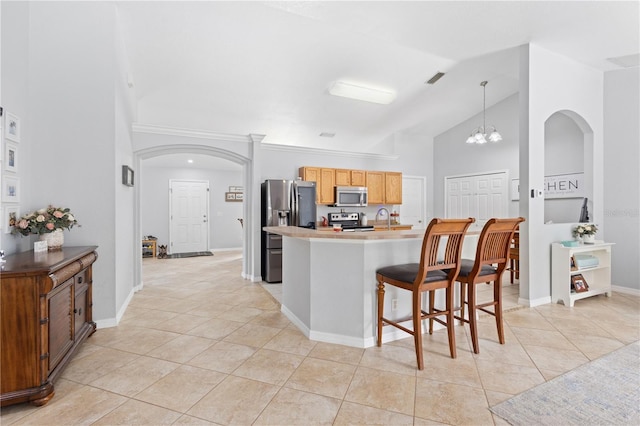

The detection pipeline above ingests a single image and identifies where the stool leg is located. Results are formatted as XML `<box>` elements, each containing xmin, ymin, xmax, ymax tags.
<box><xmin>494</xmin><ymin>278</ymin><xmax>505</xmax><ymax>344</ymax></box>
<box><xmin>468</xmin><ymin>281</ymin><xmax>480</xmax><ymax>354</ymax></box>
<box><xmin>428</xmin><ymin>290</ymin><xmax>435</xmax><ymax>334</ymax></box>
<box><xmin>377</xmin><ymin>280</ymin><xmax>385</xmax><ymax>347</ymax></box>
<box><xmin>446</xmin><ymin>286</ymin><xmax>457</xmax><ymax>359</ymax></box>
<box><xmin>413</xmin><ymin>290</ymin><xmax>424</xmax><ymax>370</ymax></box>
<box><xmin>458</xmin><ymin>282</ymin><xmax>466</xmax><ymax>325</ymax></box>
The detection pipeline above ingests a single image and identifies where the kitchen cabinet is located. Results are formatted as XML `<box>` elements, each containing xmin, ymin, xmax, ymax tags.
<box><xmin>385</xmin><ymin>172</ymin><xmax>403</xmax><ymax>204</ymax></box>
<box><xmin>366</xmin><ymin>171</ymin><xmax>385</xmax><ymax>204</ymax></box>
<box><xmin>0</xmin><ymin>246</ymin><xmax>98</xmax><ymax>407</ymax></box>
<box><xmin>350</xmin><ymin>170</ymin><xmax>366</xmax><ymax>187</ymax></box>
<box><xmin>299</xmin><ymin>167</ymin><xmax>335</xmax><ymax>204</ymax></box>
<box><xmin>551</xmin><ymin>242</ymin><xmax>614</xmax><ymax>307</ymax></box>
<box><xmin>300</xmin><ymin>167</ymin><xmax>401</xmax><ymax>205</ymax></box>
<box><xmin>335</xmin><ymin>169</ymin><xmax>351</xmax><ymax>186</ymax></box>
<box><xmin>367</xmin><ymin>171</ymin><xmax>402</xmax><ymax>204</ymax></box>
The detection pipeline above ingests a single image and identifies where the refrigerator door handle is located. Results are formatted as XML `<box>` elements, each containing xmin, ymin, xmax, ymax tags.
<box><xmin>291</xmin><ymin>182</ymin><xmax>299</xmax><ymax>227</ymax></box>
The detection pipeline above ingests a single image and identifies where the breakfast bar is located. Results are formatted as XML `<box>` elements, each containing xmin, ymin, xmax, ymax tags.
<box><xmin>263</xmin><ymin>226</ymin><xmax>479</xmax><ymax>348</ymax></box>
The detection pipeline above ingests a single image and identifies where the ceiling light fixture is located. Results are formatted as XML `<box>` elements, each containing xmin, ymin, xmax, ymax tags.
<box><xmin>328</xmin><ymin>81</ymin><xmax>396</xmax><ymax>105</ymax></box>
<box><xmin>466</xmin><ymin>81</ymin><xmax>502</xmax><ymax>144</ymax></box>
<box><xmin>187</xmin><ymin>159</ymin><xmax>194</xmax><ymax>164</ymax></box>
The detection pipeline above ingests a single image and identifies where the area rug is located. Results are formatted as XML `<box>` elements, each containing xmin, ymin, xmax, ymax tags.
<box><xmin>165</xmin><ymin>251</ymin><xmax>213</xmax><ymax>259</ymax></box>
<box><xmin>491</xmin><ymin>341</ymin><xmax>640</xmax><ymax>425</ymax></box>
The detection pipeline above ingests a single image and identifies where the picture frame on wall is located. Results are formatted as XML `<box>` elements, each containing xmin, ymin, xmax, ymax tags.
<box><xmin>225</xmin><ymin>192</ymin><xmax>236</xmax><ymax>201</ymax></box>
<box><xmin>122</xmin><ymin>165</ymin><xmax>134</xmax><ymax>187</ymax></box>
<box><xmin>4</xmin><ymin>142</ymin><xmax>18</xmax><ymax>173</ymax></box>
<box><xmin>3</xmin><ymin>205</ymin><xmax>20</xmax><ymax>234</ymax></box>
<box><xmin>2</xmin><ymin>176</ymin><xmax>20</xmax><ymax>202</ymax></box>
<box><xmin>5</xmin><ymin>112</ymin><xmax>21</xmax><ymax>143</ymax></box>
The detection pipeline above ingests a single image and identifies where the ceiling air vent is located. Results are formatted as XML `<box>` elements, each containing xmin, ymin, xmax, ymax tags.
<box><xmin>319</xmin><ymin>132</ymin><xmax>336</xmax><ymax>138</ymax></box>
<box><xmin>425</xmin><ymin>72</ymin><xmax>445</xmax><ymax>85</ymax></box>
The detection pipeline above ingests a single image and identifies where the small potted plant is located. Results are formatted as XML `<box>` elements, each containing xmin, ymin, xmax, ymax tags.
<box><xmin>11</xmin><ymin>206</ymin><xmax>79</xmax><ymax>251</ymax></box>
<box><xmin>573</xmin><ymin>223</ymin><xmax>597</xmax><ymax>244</ymax></box>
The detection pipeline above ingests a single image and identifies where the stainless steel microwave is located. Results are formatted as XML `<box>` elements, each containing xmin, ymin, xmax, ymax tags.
<box><xmin>334</xmin><ymin>186</ymin><xmax>368</xmax><ymax>207</ymax></box>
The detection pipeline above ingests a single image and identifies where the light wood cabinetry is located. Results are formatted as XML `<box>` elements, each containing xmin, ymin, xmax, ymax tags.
<box><xmin>300</xmin><ymin>167</ymin><xmax>402</xmax><ymax>205</ymax></box>
<box><xmin>335</xmin><ymin>169</ymin><xmax>351</xmax><ymax>186</ymax></box>
<box><xmin>350</xmin><ymin>170</ymin><xmax>366</xmax><ymax>187</ymax></box>
<box><xmin>319</xmin><ymin>168</ymin><xmax>336</xmax><ymax>204</ymax></box>
<box><xmin>299</xmin><ymin>167</ymin><xmax>335</xmax><ymax>204</ymax></box>
<box><xmin>385</xmin><ymin>172</ymin><xmax>403</xmax><ymax>204</ymax></box>
<box><xmin>0</xmin><ymin>246</ymin><xmax>98</xmax><ymax>407</ymax></box>
<box><xmin>551</xmin><ymin>242</ymin><xmax>614</xmax><ymax>307</ymax></box>
<box><xmin>366</xmin><ymin>171</ymin><xmax>385</xmax><ymax>204</ymax></box>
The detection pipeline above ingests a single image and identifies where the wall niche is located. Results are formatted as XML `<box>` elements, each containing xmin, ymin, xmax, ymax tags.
<box><xmin>544</xmin><ymin>110</ymin><xmax>593</xmax><ymax>224</ymax></box>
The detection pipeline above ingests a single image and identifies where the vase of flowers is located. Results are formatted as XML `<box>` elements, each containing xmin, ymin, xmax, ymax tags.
<box><xmin>573</xmin><ymin>223</ymin><xmax>597</xmax><ymax>244</ymax></box>
<box><xmin>11</xmin><ymin>206</ymin><xmax>79</xmax><ymax>251</ymax></box>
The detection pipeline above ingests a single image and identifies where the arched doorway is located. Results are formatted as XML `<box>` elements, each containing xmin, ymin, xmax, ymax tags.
<box><xmin>131</xmin><ymin>130</ymin><xmax>262</xmax><ymax>290</ymax></box>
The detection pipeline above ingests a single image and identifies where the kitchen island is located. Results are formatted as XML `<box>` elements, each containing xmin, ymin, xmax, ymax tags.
<box><xmin>263</xmin><ymin>226</ymin><xmax>479</xmax><ymax>348</ymax></box>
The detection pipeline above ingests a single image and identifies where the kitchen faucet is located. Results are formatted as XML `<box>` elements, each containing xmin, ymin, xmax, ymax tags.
<box><xmin>376</xmin><ymin>207</ymin><xmax>390</xmax><ymax>230</ymax></box>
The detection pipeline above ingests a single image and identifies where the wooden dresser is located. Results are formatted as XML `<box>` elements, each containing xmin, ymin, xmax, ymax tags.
<box><xmin>0</xmin><ymin>246</ymin><xmax>98</xmax><ymax>407</ymax></box>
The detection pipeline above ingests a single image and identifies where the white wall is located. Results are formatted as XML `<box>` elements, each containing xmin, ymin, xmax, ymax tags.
<box><xmin>0</xmin><ymin>1</ymin><xmax>32</xmax><ymax>255</ymax></box>
<box><xmin>604</xmin><ymin>68</ymin><xmax>640</xmax><ymax>292</ymax></box>
<box><xmin>140</xmin><ymin>165</ymin><xmax>244</xmax><ymax>250</ymax></box>
<box><xmin>20</xmin><ymin>2</ymin><xmax>134</xmax><ymax>323</ymax></box>
<box><xmin>522</xmin><ymin>43</ymin><xmax>604</xmax><ymax>304</ymax></box>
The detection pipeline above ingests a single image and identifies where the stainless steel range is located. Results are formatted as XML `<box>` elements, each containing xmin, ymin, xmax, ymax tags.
<box><xmin>327</xmin><ymin>212</ymin><xmax>374</xmax><ymax>232</ymax></box>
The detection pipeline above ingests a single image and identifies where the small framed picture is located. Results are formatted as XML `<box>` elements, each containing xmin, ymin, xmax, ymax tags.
<box><xmin>4</xmin><ymin>141</ymin><xmax>18</xmax><ymax>173</ymax></box>
<box><xmin>234</xmin><ymin>192</ymin><xmax>243</xmax><ymax>201</ymax></box>
<box><xmin>225</xmin><ymin>192</ymin><xmax>236</xmax><ymax>201</ymax></box>
<box><xmin>229</xmin><ymin>186</ymin><xmax>244</xmax><ymax>193</ymax></box>
<box><xmin>5</xmin><ymin>112</ymin><xmax>21</xmax><ymax>142</ymax></box>
<box><xmin>3</xmin><ymin>205</ymin><xmax>20</xmax><ymax>234</ymax></box>
<box><xmin>122</xmin><ymin>165</ymin><xmax>134</xmax><ymax>187</ymax></box>
<box><xmin>2</xmin><ymin>176</ymin><xmax>20</xmax><ymax>202</ymax></box>
<box><xmin>571</xmin><ymin>274</ymin><xmax>589</xmax><ymax>293</ymax></box>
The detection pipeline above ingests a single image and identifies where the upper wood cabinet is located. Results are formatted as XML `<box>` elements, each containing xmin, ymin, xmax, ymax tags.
<box><xmin>350</xmin><ymin>170</ymin><xmax>366</xmax><ymax>187</ymax></box>
<box><xmin>299</xmin><ymin>167</ymin><xmax>335</xmax><ymax>204</ymax></box>
<box><xmin>367</xmin><ymin>171</ymin><xmax>403</xmax><ymax>204</ymax></box>
<box><xmin>319</xmin><ymin>168</ymin><xmax>336</xmax><ymax>204</ymax></box>
<box><xmin>385</xmin><ymin>172</ymin><xmax>403</xmax><ymax>204</ymax></box>
<box><xmin>300</xmin><ymin>167</ymin><xmax>401</xmax><ymax>205</ymax></box>
<box><xmin>366</xmin><ymin>171</ymin><xmax>385</xmax><ymax>204</ymax></box>
<box><xmin>335</xmin><ymin>169</ymin><xmax>351</xmax><ymax>186</ymax></box>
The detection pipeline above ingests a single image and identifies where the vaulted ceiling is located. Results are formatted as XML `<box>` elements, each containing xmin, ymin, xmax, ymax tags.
<box><xmin>118</xmin><ymin>0</ymin><xmax>639</xmax><ymax>162</ymax></box>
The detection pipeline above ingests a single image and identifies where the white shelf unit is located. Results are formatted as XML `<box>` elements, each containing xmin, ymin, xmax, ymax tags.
<box><xmin>551</xmin><ymin>241</ymin><xmax>614</xmax><ymax>307</ymax></box>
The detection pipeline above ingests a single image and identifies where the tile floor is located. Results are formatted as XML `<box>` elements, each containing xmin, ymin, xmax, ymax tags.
<box><xmin>2</xmin><ymin>250</ymin><xmax>638</xmax><ymax>425</ymax></box>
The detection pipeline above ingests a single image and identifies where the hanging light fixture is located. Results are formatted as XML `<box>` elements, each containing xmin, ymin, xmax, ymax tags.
<box><xmin>466</xmin><ymin>81</ymin><xmax>502</xmax><ymax>144</ymax></box>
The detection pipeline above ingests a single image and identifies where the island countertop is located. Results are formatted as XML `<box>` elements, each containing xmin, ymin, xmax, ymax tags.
<box><xmin>263</xmin><ymin>225</ymin><xmax>426</xmax><ymax>240</ymax></box>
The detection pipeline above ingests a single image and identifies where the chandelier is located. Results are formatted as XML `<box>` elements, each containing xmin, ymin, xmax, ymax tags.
<box><xmin>466</xmin><ymin>81</ymin><xmax>502</xmax><ymax>144</ymax></box>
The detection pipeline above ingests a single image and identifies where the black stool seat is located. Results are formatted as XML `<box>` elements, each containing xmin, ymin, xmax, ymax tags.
<box><xmin>376</xmin><ymin>264</ymin><xmax>448</xmax><ymax>283</ymax></box>
<box><xmin>456</xmin><ymin>259</ymin><xmax>497</xmax><ymax>277</ymax></box>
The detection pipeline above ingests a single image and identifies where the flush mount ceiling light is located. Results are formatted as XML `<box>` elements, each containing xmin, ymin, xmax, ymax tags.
<box><xmin>466</xmin><ymin>81</ymin><xmax>502</xmax><ymax>144</ymax></box>
<box><xmin>328</xmin><ymin>81</ymin><xmax>396</xmax><ymax>105</ymax></box>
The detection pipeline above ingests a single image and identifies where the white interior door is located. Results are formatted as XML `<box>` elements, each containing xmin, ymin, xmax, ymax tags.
<box><xmin>169</xmin><ymin>180</ymin><xmax>209</xmax><ymax>254</ymax></box>
<box><xmin>446</xmin><ymin>171</ymin><xmax>508</xmax><ymax>228</ymax></box>
<box><xmin>400</xmin><ymin>175</ymin><xmax>426</xmax><ymax>229</ymax></box>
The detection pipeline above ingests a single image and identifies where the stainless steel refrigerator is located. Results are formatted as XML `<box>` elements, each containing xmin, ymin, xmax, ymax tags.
<box><xmin>261</xmin><ymin>179</ymin><xmax>316</xmax><ymax>282</ymax></box>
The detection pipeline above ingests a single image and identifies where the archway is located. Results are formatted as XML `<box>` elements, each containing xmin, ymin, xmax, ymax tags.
<box><xmin>544</xmin><ymin>110</ymin><xmax>594</xmax><ymax>224</ymax></box>
<box><xmin>132</xmin><ymin>139</ymin><xmax>259</xmax><ymax>291</ymax></box>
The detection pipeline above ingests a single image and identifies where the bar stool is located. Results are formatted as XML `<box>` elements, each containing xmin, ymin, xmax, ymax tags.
<box><xmin>454</xmin><ymin>217</ymin><xmax>525</xmax><ymax>354</ymax></box>
<box><xmin>376</xmin><ymin>217</ymin><xmax>475</xmax><ymax>370</ymax></box>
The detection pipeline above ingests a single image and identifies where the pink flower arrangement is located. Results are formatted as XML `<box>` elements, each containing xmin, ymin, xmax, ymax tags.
<box><xmin>11</xmin><ymin>205</ymin><xmax>79</xmax><ymax>236</ymax></box>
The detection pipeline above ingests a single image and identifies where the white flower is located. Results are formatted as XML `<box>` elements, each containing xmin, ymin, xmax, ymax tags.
<box><xmin>37</xmin><ymin>208</ymin><xmax>47</xmax><ymax>214</ymax></box>
<box><xmin>66</xmin><ymin>214</ymin><xmax>75</xmax><ymax>222</ymax></box>
<box><xmin>36</xmin><ymin>215</ymin><xmax>45</xmax><ymax>222</ymax></box>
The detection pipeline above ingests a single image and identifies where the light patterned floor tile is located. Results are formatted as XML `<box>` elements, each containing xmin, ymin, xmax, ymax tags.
<box><xmin>254</xmin><ymin>387</ymin><xmax>341</xmax><ymax>425</ymax></box>
<box><xmin>6</xmin><ymin>251</ymin><xmax>634</xmax><ymax>426</ymax></box>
